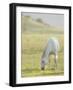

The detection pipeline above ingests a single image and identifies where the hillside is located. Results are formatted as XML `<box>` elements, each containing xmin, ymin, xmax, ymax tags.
<box><xmin>21</xmin><ymin>16</ymin><xmax>64</xmax><ymax>34</ymax></box>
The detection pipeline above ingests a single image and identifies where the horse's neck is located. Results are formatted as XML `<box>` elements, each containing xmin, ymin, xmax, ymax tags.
<box><xmin>42</xmin><ymin>48</ymin><xmax>50</xmax><ymax>59</ymax></box>
<box><xmin>45</xmin><ymin>49</ymin><xmax>50</xmax><ymax>58</ymax></box>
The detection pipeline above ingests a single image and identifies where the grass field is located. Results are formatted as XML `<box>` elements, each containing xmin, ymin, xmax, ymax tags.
<box><xmin>21</xmin><ymin>16</ymin><xmax>64</xmax><ymax>77</ymax></box>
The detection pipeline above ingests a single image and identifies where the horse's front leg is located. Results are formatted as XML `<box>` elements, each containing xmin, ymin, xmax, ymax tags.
<box><xmin>48</xmin><ymin>55</ymin><xmax>50</xmax><ymax>69</ymax></box>
<box><xmin>54</xmin><ymin>54</ymin><xmax>58</xmax><ymax>68</ymax></box>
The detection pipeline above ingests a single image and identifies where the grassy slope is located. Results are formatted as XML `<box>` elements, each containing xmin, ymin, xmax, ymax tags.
<box><xmin>21</xmin><ymin>16</ymin><xmax>63</xmax><ymax>34</ymax></box>
<box><xmin>21</xmin><ymin>16</ymin><xmax>64</xmax><ymax>77</ymax></box>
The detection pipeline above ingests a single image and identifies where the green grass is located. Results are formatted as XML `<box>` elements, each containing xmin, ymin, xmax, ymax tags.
<box><xmin>21</xmin><ymin>16</ymin><xmax>64</xmax><ymax>77</ymax></box>
<box><xmin>21</xmin><ymin>33</ymin><xmax>64</xmax><ymax>77</ymax></box>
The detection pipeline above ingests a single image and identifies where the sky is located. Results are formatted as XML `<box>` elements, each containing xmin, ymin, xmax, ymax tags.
<box><xmin>22</xmin><ymin>12</ymin><xmax>64</xmax><ymax>28</ymax></box>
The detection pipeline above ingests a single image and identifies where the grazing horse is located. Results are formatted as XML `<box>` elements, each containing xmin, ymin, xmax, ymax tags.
<box><xmin>41</xmin><ymin>37</ymin><xmax>60</xmax><ymax>70</ymax></box>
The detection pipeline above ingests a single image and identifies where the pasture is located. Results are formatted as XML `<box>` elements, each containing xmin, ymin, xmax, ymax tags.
<box><xmin>21</xmin><ymin>33</ymin><xmax>64</xmax><ymax>77</ymax></box>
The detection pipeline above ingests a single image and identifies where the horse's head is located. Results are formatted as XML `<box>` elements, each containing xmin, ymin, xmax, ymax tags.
<box><xmin>40</xmin><ymin>59</ymin><xmax>46</xmax><ymax>70</ymax></box>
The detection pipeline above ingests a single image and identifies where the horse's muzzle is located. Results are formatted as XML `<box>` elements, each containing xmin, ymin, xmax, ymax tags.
<box><xmin>41</xmin><ymin>67</ymin><xmax>45</xmax><ymax>70</ymax></box>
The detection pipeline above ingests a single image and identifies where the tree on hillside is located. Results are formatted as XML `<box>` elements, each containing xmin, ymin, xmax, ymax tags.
<box><xmin>36</xmin><ymin>18</ymin><xmax>43</xmax><ymax>23</ymax></box>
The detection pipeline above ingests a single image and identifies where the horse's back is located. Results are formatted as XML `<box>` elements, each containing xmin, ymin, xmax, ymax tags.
<box><xmin>47</xmin><ymin>38</ymin><xmax>59</xmax><ymax>53</ymax></box>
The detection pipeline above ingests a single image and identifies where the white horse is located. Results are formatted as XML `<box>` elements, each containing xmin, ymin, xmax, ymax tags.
<box><xmin>41</xmin><ymin>37</ymin><xmax>60</xmax><ymax>70</ymax></box>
